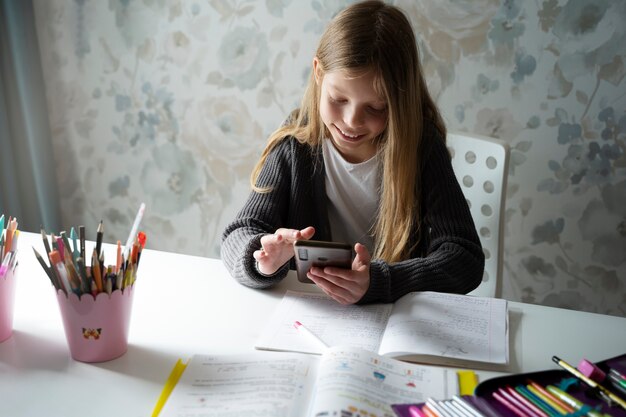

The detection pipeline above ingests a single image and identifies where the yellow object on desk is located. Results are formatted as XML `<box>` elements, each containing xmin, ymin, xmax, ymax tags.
<box><xmin>152</xmin><ymin>359</ymin><xmax>188</xmax><ymax>417</ymax></box>
<box><xmin>457</xmin><ymin>370</ymin><xmax>478</xmax><ymax>395</ymax></box>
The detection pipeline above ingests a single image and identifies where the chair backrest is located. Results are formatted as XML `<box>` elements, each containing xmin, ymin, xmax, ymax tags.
<box><xmin>446</xmin><ymin>131</ymin><xmax>510</xmax><ymax>298</ymax></box>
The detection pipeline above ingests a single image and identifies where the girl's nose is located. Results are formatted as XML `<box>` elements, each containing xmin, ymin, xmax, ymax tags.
<box><xmin>345</xmin><ymin>106</ymin><xmax>364</xmax><ymax>128</ymax></box>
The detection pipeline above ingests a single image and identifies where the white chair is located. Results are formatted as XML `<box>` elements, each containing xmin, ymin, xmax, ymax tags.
<box><xmin>447</xmin><ymin>131</ymin><xmax>510</xmax><ymax>298</ymax></box>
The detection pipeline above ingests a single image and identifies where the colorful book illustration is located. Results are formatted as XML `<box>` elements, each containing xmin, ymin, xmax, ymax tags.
<box><xmin>155</xmin><ymin>346</ymin><xmax>452</xmax><ymax>417</ymax></box>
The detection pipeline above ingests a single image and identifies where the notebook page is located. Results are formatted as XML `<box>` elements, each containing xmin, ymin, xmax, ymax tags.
<box><xmin>378</xmin><ymin>291</ymin><xmax>509</xmax><ymax>364</ymax></box>
<box><xmin>159</xmin><ymin>352</ymin><xmax>319</xmax><ymax>417</ymax></box>
<box><xmin>255</xmin><ymin>290</ymin><xmax>393</xmax><ymax>354</ymax></box>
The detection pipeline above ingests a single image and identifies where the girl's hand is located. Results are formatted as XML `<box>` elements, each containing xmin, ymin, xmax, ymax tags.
<box><xmin>253</xmin><ymin>227</ymin><xmax>315</xmax><ymax>276</ymax></box>
<box><xmin>307</xmin><ymin>243</ymin><xmax>370</xmax><ymax>304</ymax></box>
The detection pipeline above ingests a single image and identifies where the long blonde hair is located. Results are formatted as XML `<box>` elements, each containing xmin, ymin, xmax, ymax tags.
<box><xmin>251</xmin><ymin>0</ymin><xmax>446</xmax><ymax>263</ymax></box>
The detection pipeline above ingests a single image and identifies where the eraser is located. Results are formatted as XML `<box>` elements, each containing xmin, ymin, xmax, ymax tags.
<box><xmin>577</xmin><ymin>358</ymin><xmax>606</xmax><ymax>382</ymax></box>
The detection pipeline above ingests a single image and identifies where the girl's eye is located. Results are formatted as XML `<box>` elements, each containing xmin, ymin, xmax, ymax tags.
<box><xmin>329</xmin><ymin>96</ymin><xmax>347</xmax><ymax>104</ymax></box>
<box><xmin>368</xmin><ymin>106</ymin><xmax>387</xmax><ymax>114</ymax></box>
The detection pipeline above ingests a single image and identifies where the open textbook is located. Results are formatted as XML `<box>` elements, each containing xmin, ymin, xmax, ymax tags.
<box><xmin>158</xmin><ymin>346</ymin><xmax>453</xmax><ymax>417</ymax></box>
<box><xmin>256</xmin><ymin>290</ymin><xmax>509</xmax><ymax>369</ymax></box>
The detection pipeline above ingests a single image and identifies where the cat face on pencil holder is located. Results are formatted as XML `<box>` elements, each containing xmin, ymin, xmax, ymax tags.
<box><xmin>0</xmin><ymin>265</ymin><xmax>18</xmax><ymax>343</ymax></box>
<box><xmin>55</xmin><ymin>287</ymin><xmax>136</xmax><ymax>363</ymax></box>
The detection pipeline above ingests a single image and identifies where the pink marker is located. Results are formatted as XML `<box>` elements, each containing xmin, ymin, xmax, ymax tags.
<box><xmin>293</xmin><ymin>321</ymin><xmax>328</xmax><ymax>350</ymax></box>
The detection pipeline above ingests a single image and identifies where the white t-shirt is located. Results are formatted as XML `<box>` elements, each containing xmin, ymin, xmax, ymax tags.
<box><xmin>322</xmin><ymin>138</ymin><xmax>381</xmax><ymax>253</ymax></box>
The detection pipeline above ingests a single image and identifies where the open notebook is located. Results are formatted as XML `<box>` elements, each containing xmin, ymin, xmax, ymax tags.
<box><xmin>256</xmin><ymin>290</ymin><xmax>509</xmax><ymax>370</ymax></box>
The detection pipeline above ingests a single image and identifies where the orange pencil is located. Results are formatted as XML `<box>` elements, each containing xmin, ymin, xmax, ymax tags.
<box><xmin>116</xmin><ymin>240</ymin><xmax>122</xmax><ymax>274</ymax></box>
<box><xmin>527</xmin><ymin>380</ymin><xmax>574</xmax><ymax>413</ymax></box>
<box><xmin>4</xmin><ymin>218</ymin><xmax>16</xmax><ymax>253</ymax></box>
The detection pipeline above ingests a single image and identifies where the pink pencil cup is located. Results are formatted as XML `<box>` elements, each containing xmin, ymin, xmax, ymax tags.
<box><xmin>56</xmin><ymin>286</ymin><xmax>135</xmax><ymax>362</ymax></box>
<box><xmin>0</xmin><ymin>266</ymin><xmax>17</xmax><ymax>342</ymax></box>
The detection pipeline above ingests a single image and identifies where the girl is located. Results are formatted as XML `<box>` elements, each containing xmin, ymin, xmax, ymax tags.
<box><xmin>221</xmin><ymin>0</ymin><xmax>484</xmax><ymax>305</ymax></box>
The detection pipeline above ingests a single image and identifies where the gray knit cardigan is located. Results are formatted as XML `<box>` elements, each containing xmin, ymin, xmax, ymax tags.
<box><xmin>220</xmin><ymin>132</ymin><xmax>484</xmax><ymax>304</ymax></box>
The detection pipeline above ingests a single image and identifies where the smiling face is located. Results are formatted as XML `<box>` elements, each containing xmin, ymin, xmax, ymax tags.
<box><xmin>314</xmin><ymin>58</ymin><xmax>388</xmax><ymax>163</ymax></box>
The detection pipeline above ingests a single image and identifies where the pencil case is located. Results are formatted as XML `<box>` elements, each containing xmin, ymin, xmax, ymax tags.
<box><xmin>392</xmin><ymin>353</ymin><xmax>626</xmax><ymax>417</ymax></box>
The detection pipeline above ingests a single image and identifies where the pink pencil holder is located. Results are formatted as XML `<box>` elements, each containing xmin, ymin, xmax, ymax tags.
<box><xmin>56</xmin><ymin>286</ymin><xmax>135</xmax><ymax>362</ymax></box>
<box><xmin>0</xmin><ymin>266</ymin><xmax>17</xmax><ymax>342</ymax></box>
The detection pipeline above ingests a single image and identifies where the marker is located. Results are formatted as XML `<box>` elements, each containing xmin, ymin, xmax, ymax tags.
<box><xmin>502</xmin><ymin>386</ymin><xmax>546</xmax><ymax>417</ymax></box>
<box><xmin>552</xmin><ymin>356</ymin><xmax>626</xmax><ymax>410</ymax></box>
<box><xmin>492</xmin><ymin>391</ymin><xmax>526</xmax><ymax>417</ymax></box>
<box><xmin>408</xmin><ymin>405</ymin><xmax>427</xmax><ymax>417</ymax></box>
<box><xmin>527</xmin><ymin>380</ymin><xmax>574</xmax><ymax>413</ymax></box>
<box><xmin>49</xmin><ymin>250</ymin><xmax>70</xmax><ymax>295</ymax></box>
<box><xmin>526</xmin><ymin>384</ymin><xmax>568</xmax><ymax>415</ymax></box>
<box><xmin>293</xmin><ymin>321</ymin><xmax>328</xmax><ymax>350</ymax></box>
<box><xmin>546</xmin><ymin>385</ymin><xmax>606</xmax><ymax>417</ymax></box>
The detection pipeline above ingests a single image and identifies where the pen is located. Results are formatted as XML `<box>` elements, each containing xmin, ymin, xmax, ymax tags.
<box><xmin>552</xmin><ymin>356</ymin><xmax>626</xmax><ymax>410</ymax></box>
<box><xmin>293</xmin><ymin>320</ymin><xmax>328</xmax><ymax>350</ymax></box>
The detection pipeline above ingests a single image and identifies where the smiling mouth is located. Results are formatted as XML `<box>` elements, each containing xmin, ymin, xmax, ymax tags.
<box><xmin>335</xmin><ymin>125</ymin><xmax>364</xmax><ymax>141</ymax></box>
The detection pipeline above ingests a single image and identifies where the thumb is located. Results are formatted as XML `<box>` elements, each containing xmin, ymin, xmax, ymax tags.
<box><xmin>353</xmin><ymin>243</ymin><xmax>371</xmax><ymax>268</ymax></box>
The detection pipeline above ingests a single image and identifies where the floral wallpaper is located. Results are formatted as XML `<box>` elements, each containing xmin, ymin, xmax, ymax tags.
<box><xmin>32</xmin><ymin>0</ymin><xmax>625</xmax><ymax>316</ymax></box>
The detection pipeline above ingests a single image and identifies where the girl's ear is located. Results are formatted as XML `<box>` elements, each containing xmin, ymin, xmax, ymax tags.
<box><xmin>313</xmin><ymin>57</ymin><xmax>322</xmax><ymax>85</ymax></box>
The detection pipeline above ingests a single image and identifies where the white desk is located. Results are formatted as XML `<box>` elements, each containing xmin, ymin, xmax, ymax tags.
<box><xmin>1</xmin><ymin>232</ymin><xmax>625</xmax><ymax>417</ymax></box>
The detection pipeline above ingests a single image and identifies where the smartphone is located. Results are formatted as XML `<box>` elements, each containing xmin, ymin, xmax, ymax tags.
<box><xmin>293</xmin><ymin>240</ymin><xmax>353</xmax><ymax>283</ymax></box>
